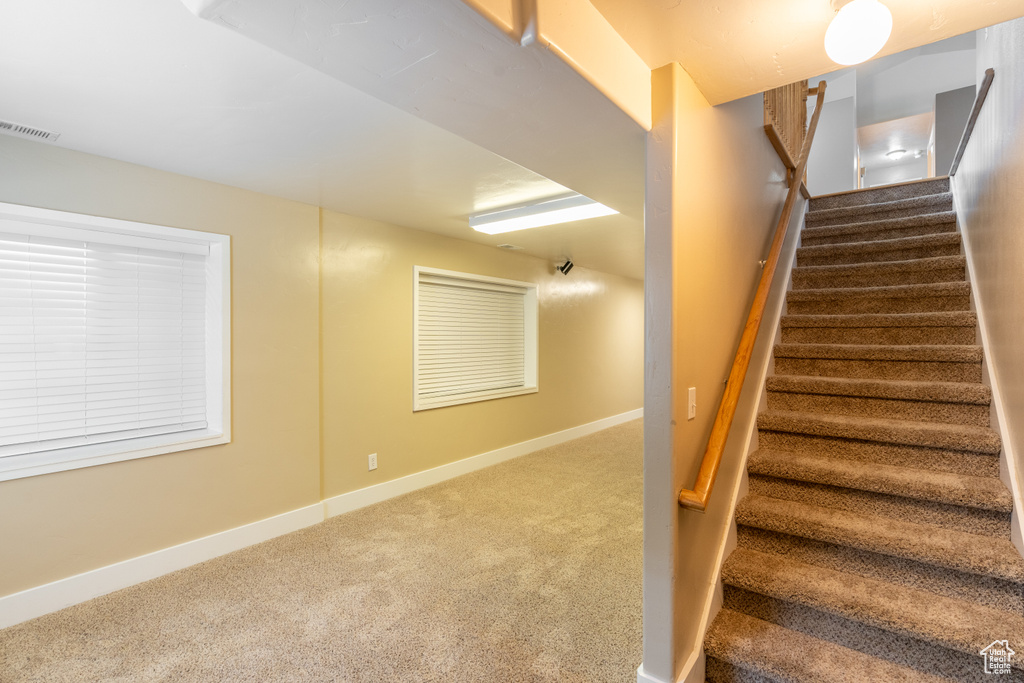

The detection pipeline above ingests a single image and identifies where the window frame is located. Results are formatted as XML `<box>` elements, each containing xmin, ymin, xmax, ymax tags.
<box><xmin>413</xmin><ymin>266</ymin><xmax>538</xmax><ymax>411</ymax></box>
<box><xmin>0</xmin><ymin>201</ymin><xmax>231</xmax><ymax>481</ymax></box>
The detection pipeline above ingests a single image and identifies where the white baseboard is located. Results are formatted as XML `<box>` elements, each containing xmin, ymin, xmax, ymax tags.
<box><xmin>0</xmin><ymin>502</ymin><xmax>324</xmax><ymax>630</ymax></box>
<box><xmin>1</xmin><ymin>409</ymin><xmax>643</xmax><ymax>631</ymax></box>
<box><xmin>324</xmin><ymin>408</ymin><xmax>643</xmax><ymax>518</ymax></box>
<box><xmin>636</xmin><ymin>664</ymin><xmax>672</xmax><ymax>683</ymax></box>
<box><xmin>635</xmin><ymin>656</ymin><xmax>703</xmax><ymax>683</ymax></box>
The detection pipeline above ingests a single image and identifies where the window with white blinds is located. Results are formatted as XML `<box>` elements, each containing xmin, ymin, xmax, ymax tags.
<box><xmin>0</xmin><ymin>202</ymin><xmax>230</xmax><ymax>481</ymax></box>
<box><xmin>414</xmin><ymin>267</ymin><xmax>538</xmax><ymax>411</ymax></box>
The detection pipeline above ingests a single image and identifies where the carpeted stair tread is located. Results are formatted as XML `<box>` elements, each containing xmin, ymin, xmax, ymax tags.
<box><xmin>809</xmin><ymin>178</ymin><xmax>950</xmax><ymax>211</ymax></box>
<box><xmin>786</xmin><ymin>281</ymin><xmax>970</xmax><ymax>303</ymax></box>
<box><xmin>736</xmin><ymin>526</ymin><xmax>1024</xmax><ymax>616</ymax></box>
<box><xmin>798</xmin><ymin>231</ymin><xmax>961</xmax><ymax>256</ymax></box>
<box><xmin>780</xmin><ymin>310</ymin><xmax>976</xmax><ymax>330</ymax></box>
<box><xmin>785</xmin><ymin>283</ymin><xmax>972</xmax><ymax>315</ymax></box>
<box><xmin>796</xmin><ymin>232</ymin><xmax>961</xmax><ymax>267</ymax></box>
<box><xmin>735</xmin><ymin>495</ymin><xmax>1024</xmax><ymax>583</ymax></box>
<box><xmin>773</xmin><ymin>344</ymin><xmax>983</xmax><ymax>382</ymax></box>
<box><xmin>721</xmin><ymin>548</ymin><xmax>1024</xmax><ymax>665</ymax></box>
<box><xmin>747</xmin><ymin>473</ymin><xmax>1010</xmax><ymax>538</ymax></box>
<box><xmin>773</xmin><ymin>343</ymin><xmax>982</xmax><ymax>363</ymax></box>
<box><xmin>704</xmin><ymin>609</ymin><xmax>945</xmax><ymax>683</ymax></box>
<box><xmin>791</xmin><ymin>255</ymin><xmax>966</xmax><ymax>289</ymax></box>
<box><xmin>757</xmin><ymin>409</ymin><xmax>1001</xmax><ymax>454</ymax></box>
<box><xmin>747</xmin><ymin>449</ymin><xmax>1012</xmax><ymax>512</ymax></box>
<box><xmin>801</xmin><ymin>211</ymin><xmax>956</xmax><ymax>246</ymax></box>
<box><xmin>765</xmin><ymin>375</ymin><xmax>990</xmax><ymax>404</ymax></box>
<box><xmin>805</xmin><ymin>193</ymin><xmax>953</xmax><ymax>227</ymax></box>
<box><xmin>765</xmin><ymin>375</ymin><xmax>991</xmax><ymax>425</ymax></box>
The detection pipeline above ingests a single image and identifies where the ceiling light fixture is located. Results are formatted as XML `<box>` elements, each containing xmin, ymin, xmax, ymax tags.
<box><xmin>469</xmin><ymin>194</ymin><xmax>618</xmax><ymax>235</ymax></box>
<box><xmin>886</xmin><ymin>149</ymin><xmax>907</xmax><ymax>161</ymax></box>
<box><xmin>824</xmin><ymin>0</ymin><xmax>893</xmax><ymax>66</ymax></box>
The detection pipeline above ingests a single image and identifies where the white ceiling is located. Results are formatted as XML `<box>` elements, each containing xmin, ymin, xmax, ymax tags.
<box><xmin>589</xmin><ymin>0</ymin><xmax>1024</xmax><ymax>105</ymax></box>
<box><xmin>5</xmin><ymin>0</ymin><xmax>1019</xmax><ymax>284</ymax></box>
<box><xmin>0</xmin><ymin>0</ymin><xmax>646</xmax><ymax>279</ymax></box>
<box><xmin>858</xmin><ymin>113</ymin><xmax>934</xmax><ymax>170</ymax></box>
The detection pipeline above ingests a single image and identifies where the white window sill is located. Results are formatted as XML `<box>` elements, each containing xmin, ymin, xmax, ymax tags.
<box><xmin>0</xmin><ymin>429</ymin><xmax>229</xmax><ymax>482</ymax></box>
<box><xmin>414</xmin><ymin>386</ymin><xmax>538</xmax><ymax>412</ymax></box>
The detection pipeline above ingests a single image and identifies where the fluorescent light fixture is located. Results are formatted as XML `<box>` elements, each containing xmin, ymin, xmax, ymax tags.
<box><xmin>886</xmin><ymin>148</ymin><xmax>907</xmax><ymax>161</ymax></box>
<box><xmin>824</xmin><ymin>0</ymin><xmax>893</xmax><ymax>66</ymax></box>
<box><xmin>469</xmin><ymin>194</ymin><xmax>618</xmax><ymax>235</ymax></box>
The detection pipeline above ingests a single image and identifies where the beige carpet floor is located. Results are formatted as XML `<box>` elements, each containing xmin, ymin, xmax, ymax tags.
<box><xmin>0</xmin><ymin>420</ymin><xmax>643</xmax><ymax>682</ymax></box>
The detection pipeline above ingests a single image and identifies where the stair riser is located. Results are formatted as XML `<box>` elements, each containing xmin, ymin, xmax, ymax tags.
<box><xmin>757</xmin><ymin>430</ymin><xmax>999</xmax><ymax>477</ymax></box>
<box><xmin>747</xmin><ymin>475</ymin><xmax>1010</xmax><ymax>538</ymax></box>
<box><xmin>738</xmin><ymin>527</ymin><xmax>1024</xmax><ymax>615</ymax></box>
<box><xmin>781</xmin><ymin>325</ymin><xmax>975</xmax><ymax>345</ymax></box>
<box><xmin>721</xmin><ymin>587</ymin><xmax>1007</xmax><ymax>682</ymax></box>
<box><xmin>786</xmin><ymin>294</ymin><xmax>970</xmax><ymax>315</ymax></box>
<box><xmin>797</xmin><ymin>242</ymin><xmax>961</xmax><ymax>268</ymax></box>
<box><xmin>805</xmin><ymin>197</ymin><xmax>954</xmax><ymax>228</ymax></box>
<box><xmin>774</xmin><ymin>357</ymin><xmax>981</xmax><ymax>383</ymax></box>
<box><xmin>792</xmin><ymin>264</ymin><xmax>966</xmax><ymax>290</ymax></box>
<box><xmin>757</xmin><ymin>414</ymin><xmax>999</xmax><ymax>454</ymax></box>
<box><xmin>810</xmin><ymin>180</ymin><xmax>950</xmax><ymax>210</ymax></box>
<box><xmin>704</xmin><ymin>658</ymin><xmax>775</xmax><ymax>683</ymax></box>
<box><xmin>766</xmin><ymin>390</ymin><xmax>990</xmax><ymax>426</ymax></box>
<box><xmin>801</xmin><ymin>221</ymin><xmax>955</xmax><ymax>247</ymax></box>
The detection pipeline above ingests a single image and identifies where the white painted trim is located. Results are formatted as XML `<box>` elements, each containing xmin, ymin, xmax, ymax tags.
<box><xmin>636</xmin><ymin>664</ymin><xmax>672</xmax><ymax>683</ymax></box>
<box><xmin>325</xmin><ymin>408</ymin><xmax>643</xmax><ymax>517</ymax></box>
<box><xmin>0</xmin><ymin>200</ymin><xmax>231</xmax><ymax>482</ymax></box>
<box><xmin>949</xmin><ymin>181</ymin><xmax>1024</xmax><ymax>554</ymax></box>
<box><xmin>0</xmin><ymin>503</ymin><xmax>323</xmax><ymax>630</ymax></box>
<box><xmin>412</xmin><ymin>265</ymin><xmax>539</xmax><ymax>412</ymax></box>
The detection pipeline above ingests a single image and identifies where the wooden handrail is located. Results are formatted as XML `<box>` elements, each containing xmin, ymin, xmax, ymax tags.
<box><xmin>678</xmin><ymin>81</ymin><xmax>827</xmax><ymax>512</ymax></box>
<box><xmin>949</xmin><ymin>68</ymin><xmax>995</xmax><ymax>177</ymax></box>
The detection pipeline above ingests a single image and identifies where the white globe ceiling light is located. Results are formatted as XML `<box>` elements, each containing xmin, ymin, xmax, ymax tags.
<box><xmin>825</xmin><ymin>0</ymin><xmax>894</xmax><ymax>66</ymax></box>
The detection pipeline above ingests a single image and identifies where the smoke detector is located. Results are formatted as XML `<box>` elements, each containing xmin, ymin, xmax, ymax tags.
<box><xmin>0</xmin><ymin>120</ymin><xmax>61</xmax><ymax>143</ymax></box>
<box><xmin>496</xmin><ymin>244</ymin><xmax>523</xmax><ymax>250</ymax></box>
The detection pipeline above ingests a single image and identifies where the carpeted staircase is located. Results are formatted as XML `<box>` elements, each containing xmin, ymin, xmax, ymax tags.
<box><xmin>704</xmin><ymin>177</ymin><xmax>1024</xmax><ymax>682</ymax></box>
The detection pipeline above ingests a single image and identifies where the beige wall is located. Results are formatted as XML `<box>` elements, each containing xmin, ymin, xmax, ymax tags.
<box><xmin>0</xmin><ymin>135</ymin><xmax>644</xmax><ymax>599</ymax></box>
<box><xmin>320</xmin><ymin>209</ymin><xmax>643</xmax><ymax>497</ymax></box>
<box><xmin>643</xmin><ymin>63</ymin><xmax>794</xmax><ymax>680</ymax></box>
<box><xmin>0</xmin><ymin>136</ymin><xmax>322</xmax><ymax>596</ymax></box>
<box><xmin>952</xmin><ymin>18</ymin><xmax>1024</xmax><ymax>522</ymax></box>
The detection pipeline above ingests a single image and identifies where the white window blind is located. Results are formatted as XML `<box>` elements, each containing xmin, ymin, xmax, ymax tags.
<box><xmin>414</xmin><ymin>267</ymin><xmax>537</xmax><ymax>411</ymax></box>
<box><xmin>0</xmin><ymin>202</ymin><xmax>230</xmax><ymax>481</ymax></box>
<box><xmin>0</xmin><ymin>231</ymin><xmax>208</xmax><ymax>457</ymax></box>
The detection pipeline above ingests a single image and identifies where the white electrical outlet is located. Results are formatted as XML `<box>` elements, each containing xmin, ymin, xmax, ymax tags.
<box><xmin>687</xmin><ymin>387</ymin><xmax>696</xmax><ymax>420</ymax></box>
<box><xmin>368</xmin><ymin>453</ymin><xmax>378</xmax><ymax>471</ymax></box>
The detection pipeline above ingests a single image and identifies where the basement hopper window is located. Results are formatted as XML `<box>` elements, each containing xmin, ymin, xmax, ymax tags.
<box><xmin>0</xmin><ymin>202</ymin><xmax>230</xmax><ymax>481</ymax></box>
<box><xmin>413</xmin><ymin>266</ymin><xmax>537</xmax><ymax>411</ymax></box>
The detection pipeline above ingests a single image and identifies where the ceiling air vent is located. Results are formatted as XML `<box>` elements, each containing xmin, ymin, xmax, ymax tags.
<box><xmin>0</xmin><ymin>120</ymin><xmax>61</xmax><ymax>142</ymax></box>
<box><xmin>497</xmin><ymin>244</ymin><xmax>523</xmax><ymax>250</ymax></box>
